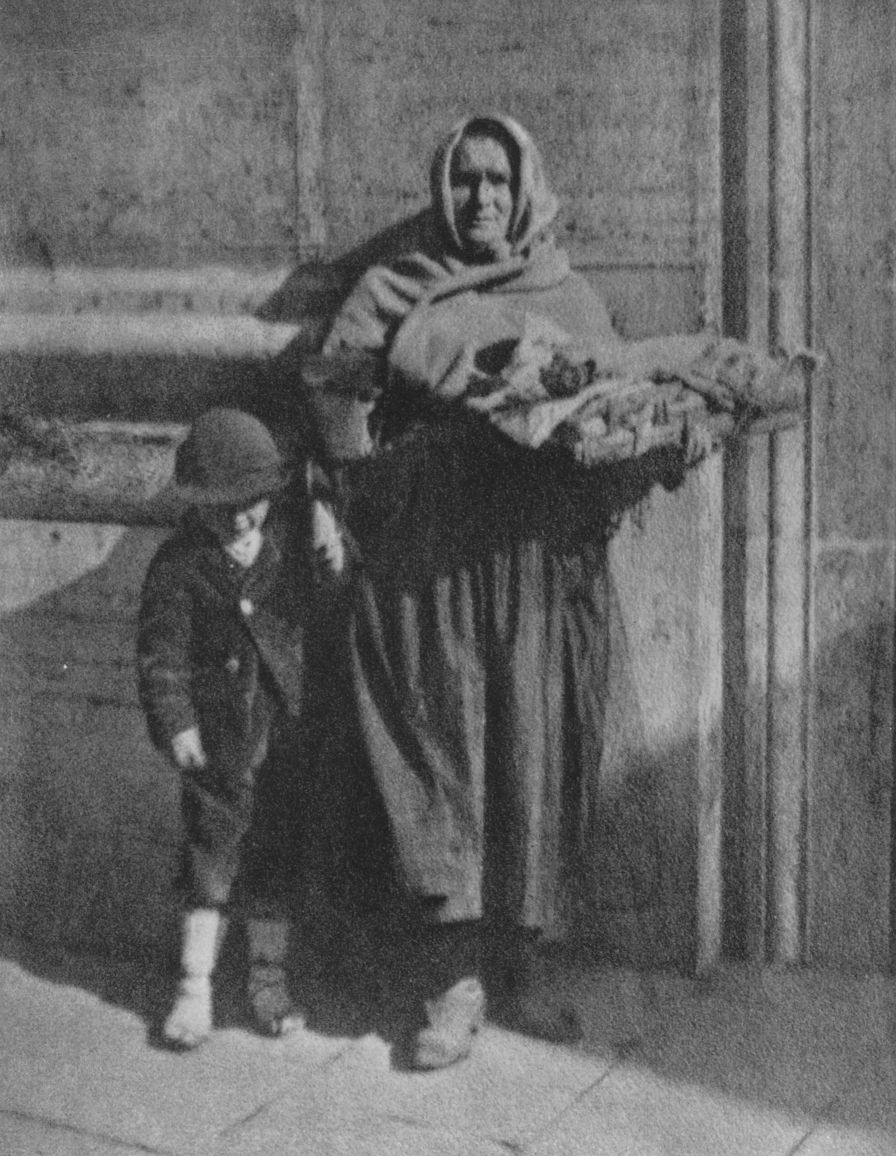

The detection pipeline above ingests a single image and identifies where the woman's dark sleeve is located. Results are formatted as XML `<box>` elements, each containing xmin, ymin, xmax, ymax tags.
<box><xmin>599</xmin><ymin>444</ymin><xmax>691</xmax><ymax>521</ymax></box>
<box><xmin>544</xmin><ymin>442</ymin><xmax>691</xmax><ymax>544</ymax></box>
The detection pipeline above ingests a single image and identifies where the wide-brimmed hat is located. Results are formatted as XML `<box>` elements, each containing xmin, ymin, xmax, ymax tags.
<box><xmin>174</xmin><ymin>407</ymin><xmax>290</xmax><ymax>506</ymax></box>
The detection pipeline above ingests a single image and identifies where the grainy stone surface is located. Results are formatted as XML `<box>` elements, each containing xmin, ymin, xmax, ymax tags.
<box><xmin>803</xmin><ymin>0</ymin><xmax>895</xmax><ymax>970</ymax></box>
<box><xmin>807</xmin><ymin>545</ymin><xmax>894</xmax><ymax>970</ymax></box>
<box><xmin>812</xmin><ymin>2</ymin><xmax>896</xmax><ymax>544</ymax></box>
<box><xmin>2</xmin><ymin>950</ymin><xmax>895</xmax><ymax>1156</ymax></box>
<box><xmin>317</xmin><ymin>0</ymin><xmax>715</xmax><ymax>266</ymax></box>
<box><xmin>1</xmin><ymin>0</ymin><xmax>299</xmax><ymax>267</ymax></box>
<box><xmin>0</xmin><ymin>0</ymin><xmax>716</xmax><ymax>336</ymax></box>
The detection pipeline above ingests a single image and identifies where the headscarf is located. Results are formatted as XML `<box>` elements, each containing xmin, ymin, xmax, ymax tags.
<box><xmin>320</xmin><ymin>114</ymin><xmax>571</xmax><ymax>368</ymax></box>
<box><xmin>429</xmin><ymin>114</ymin><xmax>560</xmax><ymax>261</ymax></box>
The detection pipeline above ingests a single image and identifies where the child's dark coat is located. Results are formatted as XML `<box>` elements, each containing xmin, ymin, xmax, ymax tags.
<box><xmin>136</xmin><ymin>495</ymin><xmax>336</xmax><ymax>909</ymax></box>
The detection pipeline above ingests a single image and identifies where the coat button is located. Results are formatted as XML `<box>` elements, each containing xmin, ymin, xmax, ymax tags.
<box><xmin>239</xmin><ymin>598</ymin><xmax>254</xmax><ymax>616</ymax></box>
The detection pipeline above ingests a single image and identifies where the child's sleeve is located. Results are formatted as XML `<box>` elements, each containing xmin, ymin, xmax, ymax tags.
<box><xmin>136</xmin><ymin>547</ymin><xmax>198</xmax><ymax>756</ymax></box>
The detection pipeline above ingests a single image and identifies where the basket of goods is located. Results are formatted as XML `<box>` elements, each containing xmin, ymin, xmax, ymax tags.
<box><xmin>462</xmin><ymin>315</ymin><xmax>811</xmax><ymax>467</ymax></box>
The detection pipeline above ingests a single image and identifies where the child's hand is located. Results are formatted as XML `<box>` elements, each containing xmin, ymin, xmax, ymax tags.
<box><xmin>171</xmin><ymin>726</ymin><xmax>207</xmax><ymax>770</ymax></box>
<box><xmin>311</xmin><ymin>500</ymin><xmax>346</xmax><ymax>575</ymax></box>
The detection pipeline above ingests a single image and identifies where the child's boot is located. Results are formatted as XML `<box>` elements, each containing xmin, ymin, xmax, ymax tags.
<box><xmin>246</xmin><ymin>917</ymin><xmax>304</xmax><ymax>1037</ymax></box>
<box><xmin>163</xmin><ymin>907</ymin><xmax>222</xmax><ymax>1049</ymax></box>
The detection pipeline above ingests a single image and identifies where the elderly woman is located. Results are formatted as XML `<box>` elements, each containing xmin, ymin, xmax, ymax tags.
<box><xmin>318</xmin><ymin>114</ymin><xmax>681</xmax><ymax>1069</ymax></box>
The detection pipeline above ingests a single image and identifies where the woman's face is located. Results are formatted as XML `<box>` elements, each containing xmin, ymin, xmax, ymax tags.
<box><xmin>449</xmin><ymin>134</ymin><xmax>515</xmax><ymax>258</ymax></box>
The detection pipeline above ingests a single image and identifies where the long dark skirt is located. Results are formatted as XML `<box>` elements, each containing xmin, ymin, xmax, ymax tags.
<box><xmin>340</xmin><ymin>421</ymin><xmax>611</xmax><ymax>929</ymax></box>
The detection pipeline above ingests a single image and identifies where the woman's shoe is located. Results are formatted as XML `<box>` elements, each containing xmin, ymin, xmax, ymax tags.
<box><xmin>500</xmin><ymin>992</ymin><xmax>583</xmax><ymax>1045</ymax></box>
<box><xmin>411</xmin><ymin>976</ymin><xmax>486</xmax><ymax>1070</ymax></box>
<box><xmin>491</xmin><ymin>926</ymin><xmax>583</xmax><ymax>1045</ymax></box>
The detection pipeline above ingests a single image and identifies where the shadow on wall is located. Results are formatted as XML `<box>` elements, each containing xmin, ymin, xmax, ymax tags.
<box><xmin>0</xmin><ymin>522</ymin><xmax>179</xmax><ymax>963</ymax></box>
<box><xmin>0</xmin><ymin>217</ymin><xmax>439</xmax><ymax>425</ymax></box>
<box><xmin>0</xmin><ymin>346</ymin><xmax>281</xmax><ymax>424</ymax></box>
<box><xmin>254</xmin><ymin>210</ymin><xmax>434</xmax><ymax>332</ymax></box>
<box><xmin>248</xmin><ymin>214</ymin><xmax>436</xmax><ymax>452</ymax></box>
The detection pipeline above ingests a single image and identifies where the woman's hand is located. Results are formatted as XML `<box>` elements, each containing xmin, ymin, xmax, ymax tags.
<box><xmin>311</xmin><ymin>500</ymin><xmax>346</xmax><ymax>575</ymax></box>
<box><xmin>682</xmin><ymin>420</ymin><xmax>717</xmax><ymax>468</ymax></box>
<box><xmin>171</xmin><ymin>726</ymin><xmax>207</xmax><ymax>770</ymax></box>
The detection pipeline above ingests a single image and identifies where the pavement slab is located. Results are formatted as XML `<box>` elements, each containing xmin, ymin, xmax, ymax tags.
<box><xmin>525</xmin><ymin>1064</ymin><xmax>811</xmax><ymax>1156</ymax></box>
<box><xmin>3</xmin><ymin>943</ymin><xmax>896</xmax><ymax>1156</ymax></box>
<box><xmin>796</xmin><ymin>1045</ymin><xmax>896</xmax><ymax>1155</ymax></box>
<box><xmin>632</xmin><ymin>964</ymin><xmax>892</xmax><ymax>1120</ymax></box>
<box><xmin>0</xmin><ymin>1110</ymin><xmax>152</xmax><ymax>1156</ymax></box>
<box><xmin>797</xmin><ymin>1131</ymin><xmax>896</xmax><ymax>1156</ymax></box>
<box><xmin>0</xmin><ymin>957</ymin><xmax>349</xmax><ymax>1155</ymax></box>
<box><xmin>215</xmin><ymin>1117</ymin><xmax>511</xmax><ymax>1156</ymax></box>
<box><xmin>212</xmin><ymin>1026</ymin><xmax>609</xmax><ymax>1155</ymax></box>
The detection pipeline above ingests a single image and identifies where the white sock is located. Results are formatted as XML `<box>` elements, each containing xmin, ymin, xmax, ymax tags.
<box><xmin>163</xmin><ymin>908</ymin><xmax>222</xmax><ymax>1046</ymax></box>
<box><xmin>181</xmin><ymin>907</ymin><xmax>222</xmax><ymax>981</ymax></box>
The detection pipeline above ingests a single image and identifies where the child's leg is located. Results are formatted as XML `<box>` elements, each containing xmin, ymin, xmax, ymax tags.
<box><xmin>242</xmin><ymin>720</ymin><xmax>307</xmax><ymax>1036</ymax></box>
<box><xmin>245</xmin><ymin>915</ymin><xmax>304</xmax><ymax>1036</ymax></box>
<box><xmin>169</xmin><ymin>758</ymin><xmax>257</xmax><ymax>1047</ymax></box>
<box><xmin>163</xmin><ymin>907</ymin><xmax>223</xmax><ymax>1048</ymax></box>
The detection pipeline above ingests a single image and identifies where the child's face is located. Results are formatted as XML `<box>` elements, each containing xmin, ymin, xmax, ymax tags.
<box><xmin>197</xmin><ymin>497</ymin><xmax>271</xmax><ymax>545</ymax></box>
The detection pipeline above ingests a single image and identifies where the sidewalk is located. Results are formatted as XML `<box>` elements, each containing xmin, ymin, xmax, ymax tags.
<box><xmin>1</xmin><ymin>934</ymin><xmax>895</xmax><ymax>1155</ymax></box>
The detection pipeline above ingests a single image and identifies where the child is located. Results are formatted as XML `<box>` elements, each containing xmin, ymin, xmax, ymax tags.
<box><xmin>137</xmin><ymin>407</ymin><xmax>344</xmax><ymax>1048</ymax></box>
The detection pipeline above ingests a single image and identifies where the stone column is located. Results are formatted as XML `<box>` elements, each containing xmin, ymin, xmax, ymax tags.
<box><xmin>720</xmin><ymin>0</ymin><xmax>813</xmax><ymax>964</ymax></box>
<box><xmin>722</xmin><ymin>0</ymin><xmax>896</xmax><ymax>971</ymax></box>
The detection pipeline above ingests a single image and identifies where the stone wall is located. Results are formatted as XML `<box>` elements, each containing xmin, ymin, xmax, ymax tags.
<box><xmin>1</xmin><ymin>0</ymin><xmax>715</xmax><ymax>334</ymax></box>
<box><xmin>6</xmin><ymin>0</ymin><xmax>893</xmax><ymax>976</ymax></box>
<box><xmin>8</xmin><ymin>0</ymin><xmax>853</xmax><ymax>973</ymax></box>
<box><xmin>804</xmin><ymin>0</ymin><xmax>895</xmax><ymax>969</ymax></box>
<box><xmin>1</xmin><ymin>0</ymin><xmax>298</xmax><ymax>268</ymax></box>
